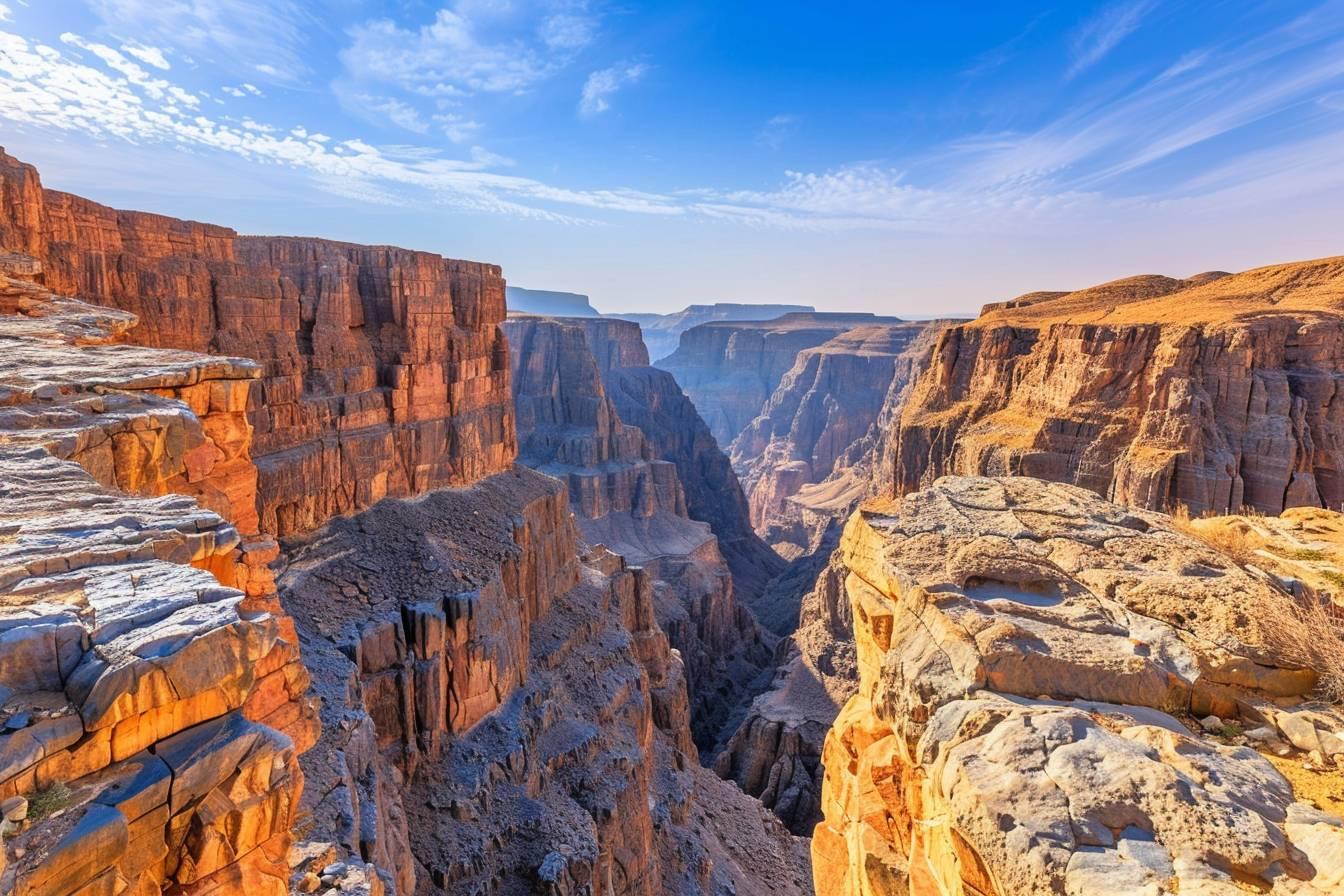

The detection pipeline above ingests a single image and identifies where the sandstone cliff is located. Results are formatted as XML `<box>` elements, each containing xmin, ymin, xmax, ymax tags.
<box><xmin>503</xmin><ymin>314</ymin><xmax>774</xmax><ymax>754</ymax></box>
<box><xmin>815</xmin><ymin>476</ymin><xmax>1344</xmax><ymax>895</ymax></box>
<box><xmin>570</xmin><ymin>317</ymin><xmax>786</xmax><ymax>609</ymax></box>
<box><xmin>613</xmin><ymin>303</ymin><xmax>814</xmax><ymax>364</ymax></box>
<box><xmin>656</xmin><ymin>312</ymin><xmax>901</xmax><ymax>447</ymax></box>
<box><xmin>893</xmin><ymin>261</ymin><xmax>1344</xmax><ymax>514</ymax></box>
<box><xmin>0</xmin><ymin>260</ymin><xmax>316</xmax><ymax>896</ymax></box>
<box><xmin>0</xmin><ymin>148</ymin><xmax>516</xmax><ymax>538</ymax></box>
<box><xmin>507</xmin><ymin>286</ymin><xmax>600</xmax><ymax>317</ymax></box>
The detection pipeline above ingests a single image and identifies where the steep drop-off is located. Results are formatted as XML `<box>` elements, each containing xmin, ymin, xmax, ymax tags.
<box><xmin>656</xmin><ymin>312</ymin><xmax>902</xmax><ymax>447</ymax></box>
<box><xmin>0</xmin><ymin>148</ymin><xmax>515</xmax><ymax>538</ymax></box>
<box><xmin>613</xmin><ymin>303</ymin><xmax>814</xmax><ymax>364</ymax></box>
<box><xmin>893</xmin><ymin>262</ymin><xmax>1344</xmax><ymax>514</ymax></box>
<box><xmin>503</xmin><ymin>314</ymin><xmax>774</xmax><ymax>754</ymax></box>
<box><xmin>815</xmin><ymin>476</ymin><xmax>1344</xmax><ymax>895</ymax></box>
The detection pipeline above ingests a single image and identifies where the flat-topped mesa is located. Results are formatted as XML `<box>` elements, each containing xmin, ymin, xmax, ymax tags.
<box><xmin>0</xmin><ymin>148</ymin><xmax>516</xmax><ymax>536</ymax></box>
<box><xmin>815</xmin><ymin>475</ymin><xmax>1344</xmax><ymax>896</ymax></box>
<box><xmin>893</xmin><ymin>259</ymin><xmax>1344</xmax><ymax>514</ymax></box>
<box><xmin>612</xmin><ymin>302</ymin><xmax>815</xmax><ymax>364</ymax></box>
<box><xmin>657</xmin><ymin>312</ymin><xmax>903</xmax><ymax>448</ymax></box>
<box><xmin>503</xmin><ymin>313</ymin><xmax>773</xmax><ymax>755</ymax></box>
<box><xmin>0</xmin><ymin>271</ymin><xmax>315</xmax><ymax>896</ymax></box>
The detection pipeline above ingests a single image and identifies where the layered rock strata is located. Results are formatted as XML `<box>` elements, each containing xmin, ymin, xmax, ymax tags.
<box><xmin>279</xmin><ymin>466</ymin><xmax>812</xmax><ymax>896</ymax></box>
<box><xmin>0</xmin><ymin>148</ymin><xmax>516</xmax><ymax>538</ymax></box>
<box><xmin>893</xmin><ymin>261</ymin><xmax>1344</xmax><ymax>514</ymax></box>
<box><xmin>657</xmin><ymin>312</ymin><xmax>902</xmax><ymax>448</ymax></box>
<box><xmin>815</xmin><ymin>475</ymin><xmax>1344</xmax><ymax>895</ymax></box>
<box><xmin>503</xmin><ymin>314</ymin><xmax>774</xmax><ymax>754</ymax></box>
<box><xmin>0</xmin><ymin>263</ymin><xmax>314</xmax><ymax>896</ymax></box>
<box><xmin>615</xmin><ymin>303</ymin><xmax>815</xmax><ymax>364</ymax></box>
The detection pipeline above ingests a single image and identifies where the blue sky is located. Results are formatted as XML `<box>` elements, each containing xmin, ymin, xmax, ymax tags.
<box><xmin>1</xmin><ymin>1</ymin><xmax>1343</xmax><ymax>313</ymax></box>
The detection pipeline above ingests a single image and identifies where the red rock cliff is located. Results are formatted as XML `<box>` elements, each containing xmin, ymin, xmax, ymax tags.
<box><xmin>0</xmin><ymin>148</ymin><xmax>515</xmax><ymax>536</ymax></box>
<box><xmin>893</xmin><ymin>262</ymin><xmax>1344</xmax><ymax>514</ymax></box>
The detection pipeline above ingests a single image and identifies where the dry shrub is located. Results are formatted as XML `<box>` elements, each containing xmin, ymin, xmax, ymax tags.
<box><xmin>1169</xmin><ymin>505</ymin><xmax>1263</xmax><ymax>567</ymax></box>
<box><xmin>1253</xmin><ymin>590</ymin><xmax>1344</xmax><ymax>704</ymax></box>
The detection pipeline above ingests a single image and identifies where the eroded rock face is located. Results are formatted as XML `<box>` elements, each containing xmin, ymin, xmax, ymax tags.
<box><xmin>503</xmin><ymin>314</ymin><xmax>774</xmax><ymax>755</ymax></box>
<box><xmin>0</xmin><ymin>148</ymin><xmax>516</xmax><ymax>537</ymax></box>
<box><xmin>0</xmin><ymin>266</ymin><xmax>314</xmax><ymax>896</ymax></box>
<box><xmin>657</xmin><ymin>312</ymin><xmax>902</xmax><ymax>448</ymax></box>
<box><xmin>893</xmin><ymin>262</ymin><xmax>1344</xmax><ymax>514</ymax></box>
<box><xmin>279</xmin><ymin>467</ymin><xmax>811</xmax><ymax>896</ymax></box>
<box><xmin>815</xmin><ymin>476</ymin><xmax>1344</xmax><ymax>896</ymax></box>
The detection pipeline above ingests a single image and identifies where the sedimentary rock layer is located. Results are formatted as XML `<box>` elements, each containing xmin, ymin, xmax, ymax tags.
<box><xmin>657</xmin><ymin>312</ymin><xmax>902</xmax><ymax>448</ymax></box>
<box><xmin>893</xmin><ymin>261</ymin><xmax>1344</xmax><ymax>514</ymax></box>
<box><xmin>504</xmin><ymin>314</ymin><xmax>774</xmax><ymax>755</ymax></box>
<box><xmin>0</xmin><ymin>263</ymin><xmax>314</xmax><ymax>896</ymax></box>
<box><xmin>280</xmin><ymin>466</ymin><xmax>811</xmax><ymax>896</ymax></box>
<box><xmin>0</xmin><ymin>148</ymin><xmax>516</xmax><ymax>537</ymax></box>
<box><xmin>815</xmin><ymin>475</ymin><xmax>1344</xmax><ymax>895</ymax></box>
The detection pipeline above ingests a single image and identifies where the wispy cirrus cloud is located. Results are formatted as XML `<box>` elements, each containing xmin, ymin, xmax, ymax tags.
<box><xmin>1066</xmin><ymin>0</ymin><xmax>1158</xmax><ymax>78</ymax></box>
<box><xmin>579</xmin><ymin>62</ymin><xmax>647</xmax><ymax>117</ymax></box>
<box><xmin>756</xmin><ymin>114</ymin><xmax>799</xmax><ymax>150</ymax></box>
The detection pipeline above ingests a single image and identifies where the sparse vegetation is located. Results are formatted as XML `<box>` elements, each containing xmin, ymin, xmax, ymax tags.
<box><xmin>1276</xmin><ymin>547</ymin><xmax>1330</xmax><ymax>562</ymax></box>
<box><xmin>1169</xmin><ymin>505</ymin><xmax>1262</xmax><ymax>567</ymax></box>
<box><xmin>1252</xmin><ymin>592</ymin><xmax>1344</xmax><ymax>705</ymax></box>
<box><xmin>26</xmin><ymin>781</ymin><xmax>72</xmax><ymax>822</ymax></box>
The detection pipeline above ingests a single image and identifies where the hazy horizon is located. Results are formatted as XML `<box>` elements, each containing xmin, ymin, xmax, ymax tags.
<box><xmin>3</xmin><ymin>1</ymin><xmax>1343</xmax><ymax>314</ymax></box>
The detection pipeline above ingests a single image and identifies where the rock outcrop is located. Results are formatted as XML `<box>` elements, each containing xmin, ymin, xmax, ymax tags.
<box><xmin>0</xmin><ymin>261</ymin><xmax>315</xmax><ymax>896</ymax></box>
<box><xmin>503</xmin><ymin>314</ymin><xmax>774</xmax><ymax>754</ymax></box>
<box><xmin>893</xmin><ymin>261</ymin><xmax>1344</xmax><ymax>514</ymax></box>
<box><xmin>507</xmin><ymin>286</ymin><xmax>600</xmax><ymax>317</ymax></box>
<box><xmin>656</xmin><ymin>312</ymin><xmax>901</xmax><ymax>447</ymax></box>
<box><xmin>613</xmin><ymin>303</ymin><xmax>814</xmax><ymax>364</ymax></box>
<box><xmin>814</xmin><ymin>475</ymin><xmax>1344</xmax><ymax>895</ymax></box>
<box><xmin>0</xmin><ymin>148</ymin><xmax>516</xmax><ymax>538</ymax></box>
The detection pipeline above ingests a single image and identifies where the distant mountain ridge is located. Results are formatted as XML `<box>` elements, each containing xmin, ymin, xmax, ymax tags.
<box><xmin>610</xmin><ymin>302</ymin><xmax>816</xmax><ymax>361</ymax></box>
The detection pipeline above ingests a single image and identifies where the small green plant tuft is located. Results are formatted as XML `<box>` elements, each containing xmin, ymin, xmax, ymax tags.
<box><xmin>26</xmin><ymin>781</ymin><xmax>73</xmax><ymax>822</ymax></box>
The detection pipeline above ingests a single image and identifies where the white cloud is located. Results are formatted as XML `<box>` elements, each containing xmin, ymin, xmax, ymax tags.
<box><xmin>579</xmin><ymin>63</ymin><xmax>647</xmax><ymax>117</ymax></box>
<box><xmin>433</xmin><ymin>112</ymin><xmax>482</xmax><ymax>143</ymax></box>
<box><xmin>222</xmin><ymin>86</ymin><xmax>245</xmax><ymax>97</ymax></box>
<box><xmin>1067</xmin><ymin>0</ymin><xmax>1158</xmax><ymax>78</ymax></box>
<box><xmin>343</xmin><ymin>1</ymin><xmax>592</xmax><ymax>96</ymax></box>
<box><xmin>242</xmin><ymin>82</ymin><xmax>262</xmax><ymax>95</ymax></box>
<box><xmin>0</xmin><ymin>30</ymin><xmax>681</xmax><ymax>222</ymax></box>
<box><xmin>85</xmin><ymin>0</ymin><xmax>310</xmax><ymax>76</ymax></box>
<box><xmin>0</xmin><ymin>5</ymin><xmax>12</xmax><ymax>23</ymax></box>
<box><xmin>121</xmin><ymin>43</ymin><xmax>169</xmax><ymax>70</ymax></box>
<box><xmin>60</xmin><ymin>33</ymin><xmax>198</xmax><ymax>106</ymax></box>
<box><xmin>255</xmin><ymin>63</ymin><xmax>280</xmax><ymax>77</ymax></box>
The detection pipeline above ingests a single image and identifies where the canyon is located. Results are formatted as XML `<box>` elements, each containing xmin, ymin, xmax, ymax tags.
<box><xmin>3</xmin><ymin>139</ymin><xmax>1344</xmax><ymax>896</ymax></box>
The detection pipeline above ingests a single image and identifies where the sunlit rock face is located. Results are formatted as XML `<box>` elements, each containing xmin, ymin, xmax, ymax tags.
<box><xmin>0</xmin><ymin>147</ymin><xmax>517</xmax><ymax>538</ymax></box>
<box><xmin>613</xmin><ymin>303</ymin><xmax>815</xmax><ymax>365</ymax></box>
<box><xmin>0</xmin><ymin>259</ymin><xmax>315</xmax><ymax>896</ymax></box>
<box><xmin>814</xmin><ymin>475</ymin><xmax>1344</xmax><ymax>896</ymax></box>
<box><xmin>892</xmin><ymin>264</ymin><xmax>1344</xmax><ymax>515</ymax></box>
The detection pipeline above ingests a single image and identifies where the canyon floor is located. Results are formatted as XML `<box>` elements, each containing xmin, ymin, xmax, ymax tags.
<box><xmin>2</xmin><ymin>145</ymin><xmax>1344</xmax><ymax>896</ymax></box>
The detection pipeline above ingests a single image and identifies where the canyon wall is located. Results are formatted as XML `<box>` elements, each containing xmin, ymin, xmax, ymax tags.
<box><xmin>503</xmin><ymin>314</ymin><xmax>774</xmax><ymax>754</ymax></box>
<box><xmin>815</xmin><ymin>475</ymin><xmax>1344</xmax><ymax>895</ymax></box>
<box><xmin>573</xmin><ymin>317</ymin><xmax>786</xmax><ymax>608</ymax></box>
<box><xmin>893</xmin><ymin>262</ymin><xmax>1344</xmax><ymax>514</ymax></box>
<box><xmin>613</xmin><ymin>303</ymin><xmax>814</xmax><ymax>364</ymax></box>
<box><xmin>656</xmin><ymin>312</ymin><xmax>902</xmax><ymax>448</ymax></box>
<box><xmin>0</xmin><ymin>148</ymin><xmax>516</xmax><ymax>538</ymax></box>
<box><xmin>0</xmin><ymin>260</ymin><xmax>316</xmax><ymax>896</ymax></box>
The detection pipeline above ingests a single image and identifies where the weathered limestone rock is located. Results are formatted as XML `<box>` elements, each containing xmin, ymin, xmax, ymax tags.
<box><xmin>815</xmin><ymin>476</ymin><xmax>1344</xmax><ymax>895</ymax></box>
<box><xmin>893</xmin><ymin>262</ymin><xmax>1344</xmax><ymax>514</ymax></box>
<box><xmin>0</xmin><ymin>148</ymin><xmax>516</xmax><ymax>538</ymax></box>
<box><xmin>504</xmin><ymin>314</ymin><xmax>774</xmax><ymax>755</ymax></box>
<box><xmin>0</xmin><ymin>271</ymin><xmax>310</xmax><ymax>896</ymax></box>
<box><xmin>657</xmin><ymin>312</ymin><xmax>903</xmax><ymax>448</ymax></box>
